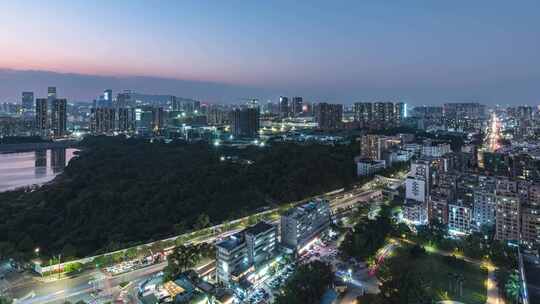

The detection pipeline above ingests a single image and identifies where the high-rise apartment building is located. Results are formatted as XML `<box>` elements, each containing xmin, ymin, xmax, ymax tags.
<box><xmin>116</xmin><ymin>90</ymin><xmax>134</xmax><ymax>108</ymax></box>
<box><xmin>360</xmin><ymin>134</ymin><xmax>400</xmax><ymax>160</ymax></box>
<box><xmin>394</xmin><ymin>102</ymin><xmax>406</xmax><ymax>122</ymax></box>
<box><xmin>152</xmin><ymin>107</ymin><xmax>165</xmax><ymax>134</ymax></box>
<box><xmin>353</xmin><ymin>102</ymin><xmax>373</xmax><ymax>125</ymax></box>
<box><xmin>51</xmin><ymin>98</ymin><xmax>67</xmax><ymax>137</ymax></box>
<box><xmin>279</xmin><ymin>96</ymin><xmax>289</xmax><ymax>118</ymax></box>
<box><xmin>521</xmin><ymin>206</ymin><xmax>540</xmax><ymax>247</ymax></box>
<box><xmin>448</xmin><ymin>201</ymin><xmax>473</xmax><ymax>234</ymax></box>
<box><xmin>406</xmin><ymin>161</ymin><xmax>430</xmax><ymax>203</ymax></box>
<box><xmin>443</xmin><ymin>103</ymin><xmax>486</xmax><ymax>120</ymax></box>
<box><xmin>404</xmin><ymin>160</ymin><xmax>431</xmax><ymax>225</ymax></box>
<box><xmin>429</xmin><ymin>189</ymin><xmax>450</xmax><ymax>224</ymax></box>
<box><xmin>291</xmin><ymin>97</ymin><xmax>303</xmax><ymax>117</ymax></box>
<box><xmin>473</xmin><ymin>190</ymin><xmax>497</xmax><ymax>229</ymax></box>
<box><xmin>230</xmin><ymin>107</ymin><xmax>260</xmax><ymax>138</ymax></box>
<box><xmin>91</xmin><ymin>107</ymin><xmax>116</xmax><ymax>134</ymax></box>
<box><xmin>314</xmin><ymin>103</ymin><xmax>343</xmax><ymax>130</ymax></box>
<box><xmin>117</xmin><ymin>108</ymin><xmax>135</xmax><ymax>132</ymax></box>
<box><xmin>495</xmin><ymin>192</ymin><xmax>521</xmax><ymax>242</ymax></box>
<box><xmin>373</xmin><ymin>102</ymin><xmax>395</xmax><ymax>124</ymax></box>
<box><xmin>521</xmin><ymin>184</ymin><xmax>540</xmax><ymax>247</ymax></box>
<box><xmin>35</xmin><ymin>98</ymin><xmax>48</xmax><ymax>135</ymax></box>
<box><xmin>207</xmin><ymin>105</ymin><xmax>228</xmax><ymax>125</ymax></box>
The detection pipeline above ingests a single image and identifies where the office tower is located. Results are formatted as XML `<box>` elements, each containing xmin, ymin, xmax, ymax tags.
<box><xmin>152</xmin><ymin>107</ymin><xmax>164</xmax><ymax>134</ymax></box>
<box><xmin>280</xmin><ymin>199</ymin><xmax>331</xmax><ymax>252</ymax></box>
<box><xmin>353</xmin><ymin>102</ymin><xmax>373</xmax><ymax>125</ymax></box>
<box><xmin>394</xmin><ymin>102</ymin><xmax>406</xmax><ymax>122</ymax></box>
<box><xmin>22</xmin><ymin>92</ymin><xmax>34</xmax><ymax>112</ymax></box>
<box><xmin>35</xmin><ymin>98</ymin><xmax>48</xmax><ymax>135</ymax></box>
<box><xmin>103</xmin><ymin>89</ymin><xmax>112</xmax><ymax>102</ymax></box>
<box><xmin>117</xmin><ymin>108</ymin><xmax>135</xmax><ymax>132</ymax></box>
<box><xmin>91</xmin><ymin>107</ymin><xmax>116</xmax><ymax>134</ymax></box>
<box><xmin>279</xmin><ymin>96</ymin><xmax>289</xmax><ymax>118</ymax></box>
<box><xmin>47</xmin><ymin>86</ymin><xmax>57</xmax><ymax>100</ymax></box>
<box><xmin>315</xmin><ymin>102</ymin><xmax>343</xmax><ymax>130</ymax></box>
<box><xmin>291</xmin><ymin>97</ymin><xmax>303</xmax><ymax>116</ymax></box>
<box><xmin>51</xmin><ymin>98</ymin><xmax>67</xmax><ymax>137</ymax></box>
<box><xmin>216</xmin><ymin>233</ymin><xmax>246</xmax><ymax>285</ymax></box>
<box><xmin>216</xmin><ymin>221</ymin><xmax>277</xmax><ymax>285</ymax></box>
<box><xmin>230</xmin><ymin>107</ymin><xmax>260</xmax><ymax>138</ymax></box>
<box><xmin>244</xmin><ymin>222</ymin><xmax>277</xmax><ymax>265</ymax></box>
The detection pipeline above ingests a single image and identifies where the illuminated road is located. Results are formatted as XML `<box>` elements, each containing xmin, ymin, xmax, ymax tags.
<box><xmin>486</xmin><ymin>112</ymin><xmax>502</xmax><ymax>152</ymax></box>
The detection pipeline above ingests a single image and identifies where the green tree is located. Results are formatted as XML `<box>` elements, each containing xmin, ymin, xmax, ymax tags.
<box><xmin>194</xmin><ymin>213</ymin><xmax>211</xmax><ymax>230</ymax></box>
<box><xmin>0</xmin><ymin>296</ymin><xmax>12</xmax><ymax>304</ymax></box>
<box><xmin>163</xmin><ymin>244</ymin><xmax>201</xmax><ymax>281</ymax></box>
<box><xmin>377</xmin><ymin>250</ymin><xmax>432</xmax><ymax>304</ymax></box>
<box><xmin>125</xmin><ymin>247</ymin><xmax>138</xmax><ymax>260</ymax></box>
<box><xmin>62</xmin><ymin>243</ymin><xmax>77</xmax><ymax>259</ymax></box>
<box><xmin>275</xmin><ymin>261</ymin><xmax>333</xmax><ymax>304</ymax></box>
<box><xmin>505</xmin><ymin>272</ymin><xmax>522</xmax><ymax>303</ymax></box>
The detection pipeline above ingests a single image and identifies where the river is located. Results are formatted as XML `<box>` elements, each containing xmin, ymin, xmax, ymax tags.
<box><xmin>0</xmin><ymin>148</ymin><xmax>78</xmax><ymax>192</ymax></box>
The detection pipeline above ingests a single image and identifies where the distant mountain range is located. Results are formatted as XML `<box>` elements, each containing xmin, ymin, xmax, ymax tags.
<box><xmin>0</xmin><ymin>69</ymin><xmax>271</xmax><ymax>104</ymax></box>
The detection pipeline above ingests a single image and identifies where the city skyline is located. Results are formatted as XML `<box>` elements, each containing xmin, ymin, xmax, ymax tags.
<box><xmin>1</xmin><ymin>1</ymin><xmax>540</xmax><ymax>104</ymax></box>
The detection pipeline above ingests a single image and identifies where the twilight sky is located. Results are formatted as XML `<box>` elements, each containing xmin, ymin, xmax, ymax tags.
<box><xmin>1</xmin><ymin>0</ymin><xmax>539</xmax><ymax>104</ymax></box>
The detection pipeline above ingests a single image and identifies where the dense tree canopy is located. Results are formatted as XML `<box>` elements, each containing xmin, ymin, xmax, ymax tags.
<box><xmin>0</xmin><ymin>136</ymin><xmax>357</xmax><ymax>258</ymax></box>
<box><xmin>339</xmin><ymin>204</ymin><xmax>397</xmax><ymax>260</ymax></box>
<box><xmin>275</xmin><ymin>260</ymin><xmax>333</xmax><ymax>304</ymax></box>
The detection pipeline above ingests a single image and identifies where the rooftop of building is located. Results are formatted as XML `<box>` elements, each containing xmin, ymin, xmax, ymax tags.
<box><xmin>216</xmin><ymin>233</ymin><xmax>245</xmax><ymax>251</ymax></box>
<box><xmin>244</xmin><ymin>221</ymin><xmax>275</xmax><ymax>236</ymax></box>
<box><xmin>283</xmin><ymin>199</ymin><xmax>329</xmax><ymax>219</ymax></box>
<box><xmin>356</xmin><ymin>158</ymin><xmax>385</xmax><ymax>165</ymax></box>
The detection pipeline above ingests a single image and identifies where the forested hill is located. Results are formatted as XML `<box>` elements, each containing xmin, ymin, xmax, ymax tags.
<box><xmin>0</xmin><ymin>136</ymin><xmax>357</xmax><ymax>259</ymax></box>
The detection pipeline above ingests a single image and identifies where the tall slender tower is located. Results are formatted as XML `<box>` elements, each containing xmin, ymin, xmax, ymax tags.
<box><xmin>51</xmin><ymin>99</ymin><xmax>67</xmax><ymax>137</ymax></box>
<box><xmin>35</xmin><ymin>98</ymin><xmax>48</xmax><ymax>136</ymax></box>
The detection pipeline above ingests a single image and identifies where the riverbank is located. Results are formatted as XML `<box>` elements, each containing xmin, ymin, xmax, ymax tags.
<box><xmin>0</xmin><ymin>140</ymin><xmax>79</xmax><ymax>153</ymax></box>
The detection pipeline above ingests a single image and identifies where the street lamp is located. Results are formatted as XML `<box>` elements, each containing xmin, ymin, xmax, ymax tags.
<box><xmin>34</xmin><ymin>247</ymin><xmax>40</xmax><ymax>257</ymax></box>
